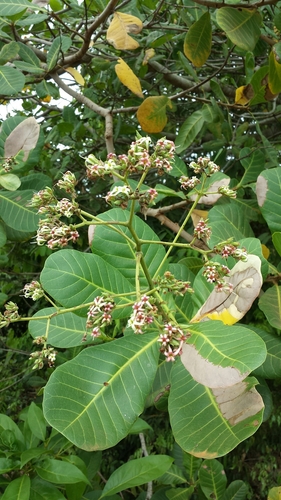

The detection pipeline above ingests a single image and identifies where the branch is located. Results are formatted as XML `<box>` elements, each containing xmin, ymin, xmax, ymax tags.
<box><xmin>144</xmin><ymin>207</ymin><xmax>210</xmax><ymax>251</ymax></box>
<box><xmin>51</xmin><ymin>72</ymin><xmax>114</xmax><ymax>153</ymax></box>
<box><xmin>147</xmin><ymin>60</ymin><xmax>235</xmax><ymax>98</ymax></box>
<box><xmin>58</xmin><ymin>0</ymin><xmax>119</xmax><ymax>67</ymax></box>
<box><xmin>192</xmin><ymin>0</ymin><xmax>279</xmax><ymax>7</ymax></box>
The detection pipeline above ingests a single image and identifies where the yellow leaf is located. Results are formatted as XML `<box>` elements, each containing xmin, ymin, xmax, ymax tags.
<box><xmin>65</xmin><ymin>67</ymin><xmax>85</xmax><ymax>86</ymax></box>
<box><xmin>115</xmin><ymin>58</ymin><xmax>143</xmax><ymax>98</ymax></box>
<box><xmin>261</xmin><ymin>244</ymin><xmax>270</xmax><ymax>259</ymax></box>
<box><xmin>107</xmin><ymin>12</ymin><xmax>143</xmax><ymax>50</ymax></box>
<box><xmin>235</xmin><ymin>84</ymin><xmax>254</xmax><ymax>105</ymax></box>
<box><xmin>40</xmin><ymin>95</ymin><xmax>52</xmax><ymax>103</ymax></box>
<box><xmin>142</xmin><ymin>48</ymin><xmax>155</xmax><ymax>65</ymax></box>
<box><xmin>137</xmin><ymin>96</ymin><xmax>172</xmax><ymax>133</ymax></box>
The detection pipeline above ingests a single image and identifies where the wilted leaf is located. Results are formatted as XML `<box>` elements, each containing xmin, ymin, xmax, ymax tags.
<box><xmin>235</xmin><ymin>84</ymin><xmax>254</xmax><ymax>105</ymax></box>
<box><xmin>4</xmin><ymin>117</ymin><xmax>40</xmax><ymax>161</ymax></box>
<box><xmin>115</xmin><ymin>58</ymin><xmax>143</xmax><ymax>98</ymax></box>
<box><xmin>143</xmin><ymin>48</ymin><xmax>155</xmax><ymax>65</ymax></box>
<box><xmin>181</xmin><ymin>343</ymin><xmax>248</xmax><ymax>389</ymax></box>
<box><xmin>184</xmin><ymin>12</ymin><xmax>212</xmax><ymax>68</ymax></box>
<box><xmin>107</xmin><ymin>12</ymin><xmax>142</xmax><ymax>50</ymax></box>
<box><xmin>65</xmin><ymin>67</ymin><xmax>84</xmax><ymax>86</ymax></box>
<box><xmin>212</xmin><ymin>379</ymin><xmax>264</xmax><ymax>425</ymax></box>
<box><xmin>137</xmin><ymin>96</ymin><xmax>172</xmax><ymax>133</ymax></box>
<box><xmin>268</xmin><ymin>486</ymin><xmax>281</xmax><ymax>500</ymax></box>
<box><xmin>191</xmin><ymin>209</ymin><xmax>208</xmax><ymax>228</ymax></box>
<box><xmin>192</xmin><ymin>255</ymin><xmax>262</xmax><ymax>325</ymax></box>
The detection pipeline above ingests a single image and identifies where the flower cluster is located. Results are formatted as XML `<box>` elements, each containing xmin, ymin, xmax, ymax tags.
<box><xmin>105</xmin><ymin>185</ymin><xmax>131</xmax><ymax>208</ymax></box>
<box><xmin>0</xmin><ymin>302</ymin><xmax>20</xmax><ymax>328</ymax></box>
<box><xmin>154</xmin><ymin>271</ymin><xmax>193</xmax><ymax>296</ymax></box>
<box><xmin>203</xmin><ymin>262</ymin><xmax>233</xmax><ymax>292</ymax></box>
<box><xmin>29</xmin><ymin>346</ymin><xmax>57</xmax><ymax>370</ymax></box>
<box><xmin>86</xmin><ymin>296</ymin><xmax>115</xmax><ymax>338</ymax></box>
<box><xmin>128</xmin><ymin>295</ymin><xmax>158</xmax><ymax>334</ymax></box>
<box><xmin>189</xmin><ymin>157</ymin><xmax>220</xmax><ymax>175</ymax></box>
<box><xmin>56</xmin><ymin>170</ymin><xmax>77</xmax><ymax>195</ymax></box>
<box><xmin>29</xmin><ymin>173</ymin><xmax>81</xmax><ymax>250</ymax></box>
<box><xmin>214</xmin><ymin>241</ymin><xmax>248</xmax><ymax>261</ymax></box>
<box><xmin>86</xmin><ymin>136</ymin><xmax>175</xmax><ymax>180</ymax></box>
<box><xmin>158</xmin><ymin>323</ymin><xmax>189</xmax><ymax>362</ymax></box>
<box><xmin>36</xmin><ymin>219</ymin><xmax>79</xmax><ymax>249</ymax></box>
<box><xmin>218</xmin><ymin>186</ymin><xmax>237</xmax><ymax>198</ymax></box>
<box><xmin>193</xmin><ymin>219</ymin><xmax>212</xmax><ymax>240</ymax></box>
<box><xmin>23</xmin><ymin>281</ymin><xmax>44</xmax><ymax>301</ymax></box>
<box><xmin>179</xmin><ymin>176</ymin><xmax>201</xmax><ymax>190</ymax></box>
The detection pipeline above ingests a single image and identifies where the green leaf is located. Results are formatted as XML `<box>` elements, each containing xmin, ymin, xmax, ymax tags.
<box><xmin>40</xmin><ymin>249</ymin><xmax>134</xmax><ymax>315</ymax></box>
<box><xmin>157</xmin><ymin>464</ymin><xmax>187</xmax><ymax>486</ymax></box>
<box><xmin>20</xmin><ymin>447</ymin><xmax>47</xmax><ymax>468</ymax></box>
<box><xmin>0</xmin><ymin>174</ymin><xmax>21</xmax><ymax>190</ymax></box>
<box><xmin>14</xmin><ymin>61</ymin><xmax>44</xmax><ymax>74</ymax></box>
<box><xmin>35</xmin><ymin>458</ymin><xmax>90</xmax><ymax>485</ymax></box>
<box><xmin>257</xmin><ymin>168</ymin><xmax>281</xmax><ymax>233</ymax></box>
<box><xmin>91</xmin><ymin>208</ymin><xmax>167</xmax><ymax>287</ymax></box>
<box><xmin>43</xmin><ymin>333</ymin><xmax>159</xmax><ymax>450</ymax></box>
<box><xmin>169</xmin><ymin>362</ymin><xmax>264</xmax><ymax>458</ymax></box>
<box><xmin>269</xmin><ymin>48</ymin><xmax>281</xmax><ymax>94</ymax></box>
<box><xmin>238</xmin><ymin>147</ymin><xmax>265</xmax><ymax>186</ymax></box>
<box><xmin>128</xmin><ymin>417</ymin><xmax>152</xmax><ymax>434</ymax></box>
<box><xmin>199</xmin><ymin>459</ymin><xmax>227</xmax><ymax>499</ymax></box>
<box><xmin>183</xmin><ymin>12</ymin><xmax>212</xmax><ymax>67</ymax></box>
<box><xmin>0</xmin><ymin>41</ymin><xmax>19</xmax><ymax>65</ymax></box>
<box><xmin>47</xmin><ymin>36</ymin><xmax>72</xmax><ymax>70</ymax></box>
<box><xmin>259</xmin><ymin>286</ymin><xmax>281</xmax><ymax>329</ymax></box>
<box><xmin>272</xmin><ymin>232</ymin><xmax>281</xmax><ymax>256</ymax></box>
<box><xmin>170</xmin><ymin>155</ymin><xmax>187</xmax><ymax>178</ymax></box>
<box><xmin>0</xmin><ymin>190</ymin><xmax>39</xmax><ymax>232</ymax></box>
<box><xmin>0</xmin><ymin>66</ymin><xmax>25</xmax><ymax>95</ymax></box>
<box><xmin>100</xmin><ymin>456</ymin><xmax>174</xmax><ymax>497</ymax></box>
<box><xmin>16</xmin><ymin>13</ymin><xmax>49</xmax><ymax>25</ymax></box>
<box><xmin>18</xmin><ymin>42</ymin><xmax>42</xmax><ymax>67</ymax></box>
<box><xmin>29</xmin><ymin>307</ymin><xmax>90</xmax><ymax>348</ymax></box>
<box><xmin>222</xmin><ymin>480</ymin><xmax>248</xmax><ymax>500</ymax></box>
<box><xmin>27</xmin><ymin>403</ymin><xmax>46</xmax><ymax>441</ymax></box>
<box><xmin>253</xmin><ymin>328</ymin><xmax>281</xmax><ymax>379</ymax></box>
<box><xmin>1</xmin><ymin>476</ymin><xmax>30</xmax><ymax>500</ymax></box>
<box><xmin>0</xmin><ymin>0</ymin><xmax>31</xmax><ymax>15</ymax></box>
<box><xmin>0</xmin><ymin>414</ymin><xmax>25</xmax><ymax>448</ymax></box>
<box><xmin>216</xmin><ymin>7</ymin><xmax>261</xmax><ymax>51</ymax></box>
<box><xmin>0</xmin><ymin>221</ymin><xmax>7</xmax><ymax>247</ymax></box>
<box><xmin>175</xmin><ymin>110</ymin><xmax>205</xmax><ymax>153</ymax></box>
<box><xmin>208</xmin><ymin>201</ymin><xmax>254</xmax><ymax>246</ymax></box>
<box><xmin>145</xmin><ymin>357</ymin><xmax>173</xmax><ymax>410</ymax></box>
<box><xmin>30</xmin><ymin>477</ymin><xmax>67</xmax><ymax>500</ymax></box>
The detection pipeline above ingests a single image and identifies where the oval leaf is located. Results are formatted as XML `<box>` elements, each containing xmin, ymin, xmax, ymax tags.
<box><xmin>216</xmin><ymin>7</ymin><xmax>261</xmax><ymax>51</ymax></box>
<box><xmin>115</xmin><ymin>58</ymin><xmax>143</xmax><ymax>98</ymax></box>
<box><xmin>4</xmin><ymin>117</ymin><xmax>40</xmax><ymax>160</ymax></box>
<box><xmin>1</xmin><ymin>476</ymin><xmax>30</xmax><ymax>500</ymax></box>
<box><xmin>106</xmin><ymin>12</ymin><xmax>142</xmax><ymax>50</ymax></box>
<box><xmin>137</xmin><ymin>96</ymin><xmax>172</xmax><ymax>133</ymax></box>
<box><xmin>0</xmin><ymin>66</ymin><xmax>25</xmax><ymax>96</ymax></box>
<box><xmin>259</xmin><ymin>286</ymin><xmax>281</xmax><ymax>329</ymax></box>
<box><xmin>0</xmin><ymin>174</ymin><xmax>21</xmax><ymax>191</ymax></box>
<box><xmin>35</xmin><ymin>458</ymin><xmax>90</xmax><ymax>485</ymax></box>
<box><xmin>175</xmin><ymin>110</ymin><xmax>205</xmax><ymax>153</ymax></box>
<box><xmin>169</xmin><ymin>362</ymin><xmax>264</xmax><ymax>458</ymax></box>
<box><xmin>43</xmin><ymin>334</ymin><xmax>159</xmax><ymax>450</ymax></box>
<box><xmin>101</xmin><ymin>456</ymin><xmax>174</xmax><ymax>497</ymax></box>
<box><xmin>184</xmin><ymin>12</ymin><xmax>212</xmax><ymax>68</ymax></box>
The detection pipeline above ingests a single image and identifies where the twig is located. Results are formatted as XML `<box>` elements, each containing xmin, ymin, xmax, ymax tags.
<box><xmin>139</xmin><ymin>433</ymin><xmax>153</xmax><ymax>500</ymax></box>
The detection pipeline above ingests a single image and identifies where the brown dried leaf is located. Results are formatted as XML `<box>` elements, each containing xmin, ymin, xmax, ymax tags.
<box><xmin>4</xmin><ymin>117</ymin><xmax>40</xmax><ymax>161</ymax></box>
<box><xmin>212</xmin><ymin>380</ymin><xmax>264</xmax><ymax>425</ymax></box>
<box><xmin>181</xmin><ymin>343</ymin><xmax>248</xmax><ymax>388</ymax></box>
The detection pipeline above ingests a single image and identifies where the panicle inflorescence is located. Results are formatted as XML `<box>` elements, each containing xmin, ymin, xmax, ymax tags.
<box><xmin>193</xmin><ymin>219</ymin><xmax>212</xmax><ymax>240</ymax></box>
<box><xmin>158</xmin><ymin>323</ymin><xmax>189</xmax><ymax>362</ymax></box>
<box><xmin>154</xmin><ymin>271</ymin><xmax>194</xmax><ymax>296</ymax></box>
<box><xmin>0</xmin><ymin>302</ymin><xmax>20</xmax><ymax>328</ymax></box>
<box><xmin>23</xmin><ymin>281</ymin><xmax>44</xmax><ymax>301</ymax></box>
<box><xmin>128</xmin><ymin>295</ymin><xmax>158</xmax><ymax>334</ymax></box>
<box><xmin>86</xmin><ymin>296</ymin><xmax>115</xmax><ymax>339</ymax></box>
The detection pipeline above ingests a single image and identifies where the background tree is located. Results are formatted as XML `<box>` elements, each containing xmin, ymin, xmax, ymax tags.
<box><xmin>1</xmin><ymin>0</ymin><xmax>281</xmax><ymax>499</ymax></box>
